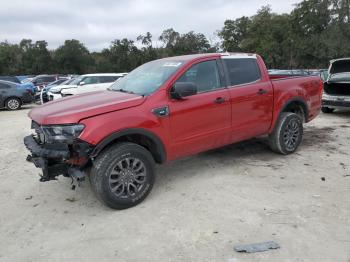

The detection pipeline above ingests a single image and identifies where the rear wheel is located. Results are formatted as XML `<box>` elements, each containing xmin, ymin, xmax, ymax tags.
<box><xmin>90</xmin><ymin>142</ymin><xmax>155</xmax><ymax>209</ymax></box>
<box><xmin>321</xmin><ymin>107</ymin><xmax>335</xmax><ymax>113</ymax></box>
<box><xmin>269</xmin><ymin>112</ymin><xmax>303</xmax><ymax>155</ymax></box>
<box><xmin>5</xmin><ymin>97</ymin><xmax>21</xmax><ymax>110</ymax></box>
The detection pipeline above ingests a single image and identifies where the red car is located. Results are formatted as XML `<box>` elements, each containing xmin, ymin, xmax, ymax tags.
<box><xmin>24</xmin><ymin>53</ymin><xmax>323</xmax><ymax>209</ymax></box>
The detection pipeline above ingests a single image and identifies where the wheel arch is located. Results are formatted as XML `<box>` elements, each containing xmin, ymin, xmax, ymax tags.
<box><xmin>269</xmin><ymin>97</ymin><xmax>308</xmax><ymax>134</ymax></box>
<box><xmin>91</xmin><ymin>128</ymin><xmax>167</xmax><ymax>164</ymax></box>
<box><xmin>280</xmin><ymin>98</ymin><xmax>308</xmax><ymax>123</ymax></box>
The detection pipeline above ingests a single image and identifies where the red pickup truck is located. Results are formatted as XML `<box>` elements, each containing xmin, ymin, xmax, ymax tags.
<box><xmin>24</xmin><ymin>53</ymin><xmax>322</xmax><ymax>209</ymax></box>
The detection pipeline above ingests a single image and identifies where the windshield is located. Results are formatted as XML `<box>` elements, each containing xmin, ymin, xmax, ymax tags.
<box><xmin>110</xmin><ymin>59</ymin><xmax>183</xmax><ymax>95</ymax></box>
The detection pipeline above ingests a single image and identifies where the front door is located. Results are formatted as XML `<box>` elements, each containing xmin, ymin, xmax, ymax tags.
<box><xmin>168</xmin><ymin>59</ymin><xmax>231</xmax><ymax>158</ymax></box>
<box><xmin>77</xmin><ymin>76</ymin><xmax>99</xmax><ymax>94</ymax></box>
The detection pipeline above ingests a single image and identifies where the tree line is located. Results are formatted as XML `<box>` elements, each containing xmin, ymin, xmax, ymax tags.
<box><xmin>0</xmin><ymin>0</ymin><xmax>349</xmax><ymax>75</ymax></box>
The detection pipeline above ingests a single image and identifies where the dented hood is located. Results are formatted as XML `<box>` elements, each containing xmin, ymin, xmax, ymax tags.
<box><xmin>29</xmin><ymin>90</ymin><xmax>145</xmax><ymax>125</ymax></box>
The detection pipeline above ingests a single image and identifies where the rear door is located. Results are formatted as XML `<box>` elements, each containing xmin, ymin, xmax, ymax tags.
<box><xmin>222</xmin><ymin>56</ymin><xmax>273</xmax><ymax>142</ymax></box>
<box><xmin>168</xmin><ymin>59</ymin><xmax>231</xmax><ymax>158</ymax></box>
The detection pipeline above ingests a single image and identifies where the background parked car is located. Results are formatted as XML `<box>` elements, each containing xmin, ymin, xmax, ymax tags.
<box><xmin>322</xmin><ymin>58</ymin><xmax>350</xmax><ymax>113</ymax></box>
<box><xmin>31</xmin><ymin>75</ymin><xmax>58</xmax><ymax>90</ymax></box>
<box><xmin>0</xmin><ymin>80</ymin><xmax>34</xmax><ymax>110</ymax></box>
<box><xmin>49</xmin><ymin>73</ymin><xmax>126</xmax><ymax>100</ymax></box>
<box><xmin>0</xmin><ymin>76</ymin><xmax>37</xmax><ymax>93</ymax></box>
<box><xmin>37</xmin><ymin>77</ymin><xmax>75</xmax><ymax>103</ymax></box>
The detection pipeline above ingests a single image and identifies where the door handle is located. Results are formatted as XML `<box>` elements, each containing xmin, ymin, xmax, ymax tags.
<box><xmin>257</xmin><ymin>89</ymin><xmax>268</xmax><ymax>95</ymax></box>
<box><xmin>214</xmin><ymin>97</ymin><xmax>226</xmax><ymax>104</ymax></box>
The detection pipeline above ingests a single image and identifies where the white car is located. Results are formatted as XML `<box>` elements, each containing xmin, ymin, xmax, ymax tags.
<box><xmin>48</xmin><ymin>73</ymin><xmax>127</xmax><ymax>100</ymax></box>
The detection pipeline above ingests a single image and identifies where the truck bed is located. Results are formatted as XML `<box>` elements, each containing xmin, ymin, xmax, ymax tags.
<box><xmin>270</xmin><ymin>75</ymin><xmax>323</xmax><ymax>122</ymax></box>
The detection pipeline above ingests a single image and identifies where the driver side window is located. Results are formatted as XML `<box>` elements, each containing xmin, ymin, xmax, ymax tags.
<box><xmin>176</xmin><ymin>60</ymin><xmax>222</xmax><ymax>93</ymax></box>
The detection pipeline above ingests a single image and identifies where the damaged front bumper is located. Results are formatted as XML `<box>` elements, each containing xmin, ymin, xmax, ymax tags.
<box><xmin>24</xmin><ymin>134</ymin><xmax>93</xmax><ymax>183</ymax></box>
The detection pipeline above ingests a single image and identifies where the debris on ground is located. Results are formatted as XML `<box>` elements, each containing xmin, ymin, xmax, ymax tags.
<box><xmin>65</xmin><ymin>197</ymin><xmax>77</xmax><ymax>202</ymax></box>
<box><xmin>234</xmin><ymin>241</ymin><xmax>280</xmax><ymax>253</ymax></box>
<box><xmin>25</xmin><ymin>196</ymin><xmax>33</xmax><ymax>200</ymax></box>
<box><xmin>321</xmin><ymin>177</ymin><xmax>326</xmax><ymax>181</ymax></box>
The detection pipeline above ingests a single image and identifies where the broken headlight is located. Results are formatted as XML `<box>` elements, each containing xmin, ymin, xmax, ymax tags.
<box><xmin>42</xmin><ymin>124</ymin><xmax>85</xmax><ymax>143</ymax></box>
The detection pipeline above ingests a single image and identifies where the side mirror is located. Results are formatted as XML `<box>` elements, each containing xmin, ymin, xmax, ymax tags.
<box><xmin>171</xmin><ymin>82</ymin><xmax>197</xmax><ymax>99</ymax></box>
<box><xmin>79</xmin><ymin>81</ymin><xmax>85</xmax><ymax>86</ymax></box>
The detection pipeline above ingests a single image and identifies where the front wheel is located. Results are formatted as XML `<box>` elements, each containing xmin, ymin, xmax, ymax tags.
<box><xmin>90</xmin><ymin>142</ymin><xmax>155</xmax><ymax>209</ymax></box>
<box><xmin>268</xmin><ymin>112</ymin><xmax>303</xmax><ymax>155</ymax></box>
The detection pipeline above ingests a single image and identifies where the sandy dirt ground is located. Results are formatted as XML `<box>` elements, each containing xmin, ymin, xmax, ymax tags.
<box><xmin>0</xmin><ymin>105</ymin><xmax>349</xmax><ymax>262</ymax></box>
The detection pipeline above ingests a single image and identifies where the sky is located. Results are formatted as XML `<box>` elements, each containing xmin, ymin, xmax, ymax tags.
<box><xmin>0</xmin><ymin>0</ymin><xmax>301</xmax><ymax>51</ymax></box>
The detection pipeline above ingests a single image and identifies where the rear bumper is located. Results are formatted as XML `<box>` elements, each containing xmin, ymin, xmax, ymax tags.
<box><xmin>322</xmin><ymin>94</ymin><xmax>350</xmax><ymax>108</ymax></box>
<box><xmin>24</xmin><ymin>135</ymin><xmax>93</xmax><ymax>182</ymax></box>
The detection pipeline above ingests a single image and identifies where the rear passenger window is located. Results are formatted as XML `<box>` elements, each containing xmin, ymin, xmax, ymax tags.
<box><xmin>176</xmin><ymin>60</ymin><xmax>222</xmax><ymax>93</ymax></box>
<box><xmin>223</xmin><ymin>58</ymin><xmax>261</xmax><ymax>86</ymax></box>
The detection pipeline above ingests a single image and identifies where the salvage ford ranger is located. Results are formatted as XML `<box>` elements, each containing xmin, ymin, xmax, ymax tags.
<box><xmin>24</xmin><ymin>53</ymin><xmax>323</xmax><ymax>209</ymax></box>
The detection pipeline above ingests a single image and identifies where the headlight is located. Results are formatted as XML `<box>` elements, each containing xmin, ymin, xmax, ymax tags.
<box><xmin>42</xmin><ymin>124</ymin><xmax>85</xmax><ymax>143</ymax></box>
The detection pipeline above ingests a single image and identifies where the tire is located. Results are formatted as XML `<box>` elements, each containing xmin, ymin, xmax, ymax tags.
<box><xmin>321</xmin><ymin>107</ymin><xmax>334</xmax><ymax>113</ymax></box>
<box><xmin>5</xmin><ymin>97</ymin><xmax>21</xmax><ymax>110</ymax></box>
<box><xmin>90</xmin><ymin>142</ymin><xmax>155</xmax><ymax>210</ymax></box>
<box><xmin>268</xmin><ymin>112</ymin><xmax>303</xmax><ymax>155</ymax></box>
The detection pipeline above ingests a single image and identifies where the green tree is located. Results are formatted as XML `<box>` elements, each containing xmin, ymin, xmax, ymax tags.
<box><xmin>19</xmin><ymin>39</ymin><xmax>52</xmax><ymax>74</ymax></box>
<box><xmin>105</xmin><ymin>38</ymin><xmax>142</xmax><ymax>72</ymax></box>
<box><xmin>159</xmin><ymin>28</ymin><xmax>215</xmax><ymax>56</ymax></box>
<box><xmin>218</xmin><ymin>16</ymin><xmax>251</xmax><ymax>51</ymax></box>
<box><xmin>137</xmin><ymin>32</ymin><xmax>159</xmax><ymax>63</ymax></box>
<box><xmin>53</xmin><ymin>39</ymin><xmax>93</xmax><ymax>74</ymax></box>
<box><xmin>0</xmin><ymin>42</ymin><xmax>21</xmax><ymax>75</ymax></box>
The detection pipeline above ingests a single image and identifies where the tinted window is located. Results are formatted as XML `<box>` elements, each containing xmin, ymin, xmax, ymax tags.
<box><xmin>176</xmin><ymin>60</ymin><xmax>222</xmax><ymax>93</ymax></box>
<box><xmin>99</xmin><ymin>76</ymin><xmax>120</xmax><ymax>83</ymax></box>
<box><xmin>223</xmin><ymin>58</ymin><xmax>261</xmax><ymax>86</ymax></box>
<box><xmin>0</xmin><ymin>83</ymin><xmax>11</xmax><ymax>89</ymax></box>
